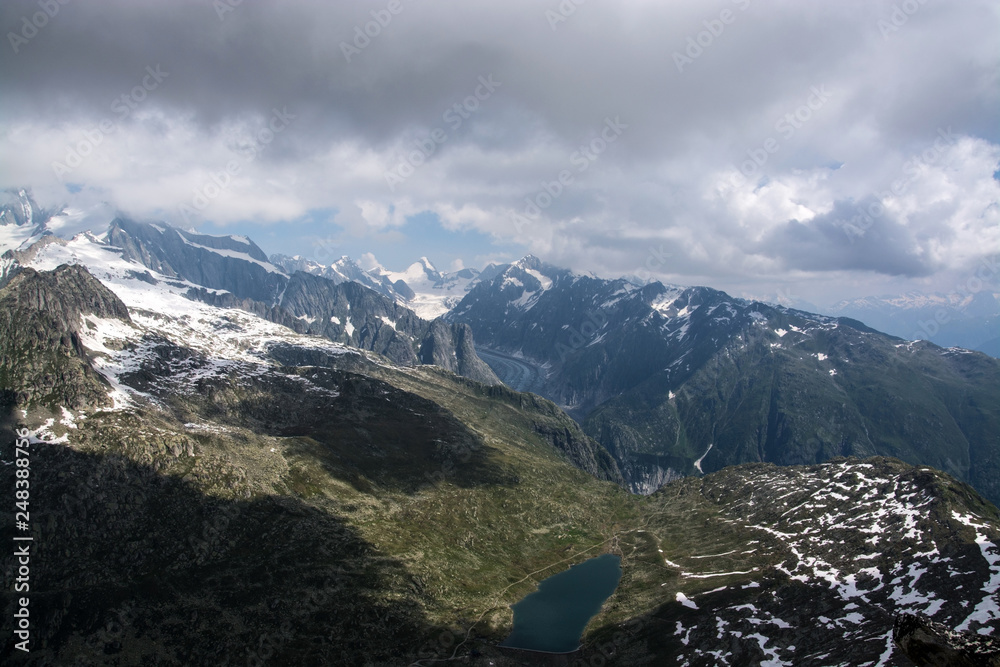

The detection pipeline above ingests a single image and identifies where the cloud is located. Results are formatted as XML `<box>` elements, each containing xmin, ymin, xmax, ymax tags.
<box><xmin>0</xmin><ymin>0</ymin><xmax>997</xmax><ymax>304</ymax></box>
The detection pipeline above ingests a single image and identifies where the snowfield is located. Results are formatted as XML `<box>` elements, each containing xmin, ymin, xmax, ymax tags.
<box><xmin>19</xmin><ymin>232</ymin><xmax>357</xmax><ymax>411</ymax></box>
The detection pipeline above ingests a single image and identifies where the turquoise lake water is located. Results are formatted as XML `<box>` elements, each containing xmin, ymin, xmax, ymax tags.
<box><xmin>500</xmin><ymin>553</ymin><xmax>622</xmax><ymax>653</ymax></box>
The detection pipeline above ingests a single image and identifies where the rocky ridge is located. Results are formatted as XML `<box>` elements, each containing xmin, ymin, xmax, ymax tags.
<box><xmin>448</xmin><ymin>255</ymin><xmax>1000</xmax><ymax>507</ymax></box>
<box><xmin>1</xmin><ymin>263</ymin><xmax>998</xmax><ymax>665</ymax></box>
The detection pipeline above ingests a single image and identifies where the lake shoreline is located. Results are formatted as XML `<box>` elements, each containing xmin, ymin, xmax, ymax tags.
<box><xmin>499</xmin><ymin>553</ymin><xmax>623</xmax><ymax>654</ymax></box>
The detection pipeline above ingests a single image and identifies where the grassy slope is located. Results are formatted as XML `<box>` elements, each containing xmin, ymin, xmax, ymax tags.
<box><xmin>3</xmin><ymin>336</ymin><xmax>999</xmax><ymax>665</ymax></box>
<box><xmin>1</xmin><ymin>354</ymin><xmax>639</xmax><ymax>665</ymax></box>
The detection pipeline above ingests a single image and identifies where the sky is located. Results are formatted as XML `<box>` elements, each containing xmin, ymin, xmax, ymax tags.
<box><xmin>1</xmin><ymin>0</ymin><xmax>998</xmax><ymax>307</ymax></box>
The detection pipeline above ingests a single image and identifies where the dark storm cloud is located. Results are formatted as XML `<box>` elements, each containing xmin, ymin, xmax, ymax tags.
<box><xmin>756</xmin><ymin>198</ymin><xmax>936</xmax><ymax>277</ymax></box>
<box><xmin>4</xmin><ymin>0</ymin><xmax>987</xmax><ymax>153</ymax></box>
<box><xmin>0</xmin><ymin>0</ymin><xmax>997</xmax><ymax>304</ymax></box>
<box><xmin>0</xmin><ymin>2</ymin><xmax>496</xmax><ymax>148</ymax></box>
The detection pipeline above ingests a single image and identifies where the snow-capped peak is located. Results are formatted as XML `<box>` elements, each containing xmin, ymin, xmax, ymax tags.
<box><xmin>512</xmin><ymin>254</ymin><xmax>542</xmax><ymax>271</ymax></box>
<box><xmin>380</xmin><ymin>258</ymin><xmax>443</xmax><ymax>289</ymax></box>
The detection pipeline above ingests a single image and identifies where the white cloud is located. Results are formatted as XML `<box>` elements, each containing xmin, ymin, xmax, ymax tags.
<box><xmin>0</xmin><ymin>0</ymin><xmax>997</xmax><ymax>304</ymax></box>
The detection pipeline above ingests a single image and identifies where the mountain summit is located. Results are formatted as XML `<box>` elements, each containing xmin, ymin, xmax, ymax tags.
<box><xmin>450</xmin><ymin>255</ymin><xmax>1000</xmax><ymax>504</ymax></box>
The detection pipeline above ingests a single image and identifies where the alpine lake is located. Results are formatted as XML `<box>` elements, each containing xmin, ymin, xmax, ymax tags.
<box><xmin>500</xmin><ymin>553</ymin><xmax>623</xmax><ymax>654</ymax></box>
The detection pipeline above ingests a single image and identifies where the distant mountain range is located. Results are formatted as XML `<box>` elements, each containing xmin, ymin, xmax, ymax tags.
<box><xmin>3</xmin><ymin>188</ymin><xmax>999</xmax><ymax>505</ymax></box>
<box><xmin>2</xmin><ymin>187</ymin><xmax>999</xmax><ymax>664</ymax></box>
<box><xmin>269</xmin><ymin>253</ymin><xmax>412</xmax><ymax>302</ymax></box>
<box><xmin>446</xmin><ymin>256</ymin><xmax>1000</xmax><ymax>505</ymax></box>
<box><xmin>0</xmin><ymin>193</ymin><xmax>500</xmax><ymax>387</ymax></box>
<box><xmin>0</xmin><ymin>188</ymin><xmax>50</xmax><ymax>253</ymax></box>
<box><xmin>830</xmin><ymin>290</ymin><xmax>1000</xmax><ymax>357</ymax></box>
<box><xmin>271</xmin><ymin>252</ymin><xmax>499</xmax><ymax>320</ymax></box>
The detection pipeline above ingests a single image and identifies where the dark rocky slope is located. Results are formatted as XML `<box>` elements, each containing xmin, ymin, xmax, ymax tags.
<box><xmin>894</xmin><ymin>613</ymin><xmax>1000</xmax><ymax>666</ymax></box>
<box><xmin>0</xmin><ymin>264</ymin><xmax>129</xmax><ymax>410</ymax></box>
<box><xmin>450</xmin><ymin>256</ymin><xmax>1000</xmax><ymax>505</ymax></box>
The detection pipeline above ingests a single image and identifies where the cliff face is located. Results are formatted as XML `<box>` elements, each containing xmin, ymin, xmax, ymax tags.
<box><xmin>419</xmin><ymin>320</ymin><xmax>500</xmax><ymax>386</ymax></box>
<box><xmin>107</xmin><ymin>217</ymin><xmax>287</xmax><ymax>303</ymax></box>
<box><xmin>0</xmin><ymin>264</ymin><xmax>131</xmax><ymax>410</ymax></box>
<box><xmin>278</xmin><ymin>272</ymin><xmax>424</xmax><ymax>363</ymax></box>
<box><xmin>105</xmin><ymin>218</ymin><xmax>500</xmax><ymax>385</ymax></box>
<box><xmin>1</xmin><ymin>263</ymin><xmax>130</xmax><ymax>331</ymax></box>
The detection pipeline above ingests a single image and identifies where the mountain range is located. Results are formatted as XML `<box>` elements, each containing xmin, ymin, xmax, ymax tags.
<box><xmin>4</xmin><ymin>190</ymin><xmax>1000</xmax><ymax>504</ymax></box>
<box><xmin>2</xmin><ymin>187</ymin><xmax>999</xmax><ymax>664</ymax></box>
<box><xmin>446</xmin><ymin>255</ymin><xmax>1000</xmax><ymax>506</ymax></box>
<box><xmin>271</xmin><ymin>252</ymin><xmax>499</xmax><ymax>321</ymax></box>
<box><xmin>829</xmin><ymin>290</ymin><xmax>1000</xmax><ymax>357</ymax></box>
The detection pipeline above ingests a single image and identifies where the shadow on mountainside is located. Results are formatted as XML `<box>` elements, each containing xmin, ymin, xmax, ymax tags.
<box><xmin>0</xmin><ymin>434</ymin><xmax>433</xmax><ymax>666</ymax></box>
<box><xmin>115</xmin><ymin>338</ymin><xmax>516</xmax><ymax>497</ymax></box>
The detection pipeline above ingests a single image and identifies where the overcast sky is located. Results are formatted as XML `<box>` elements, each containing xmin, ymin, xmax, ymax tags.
<box><xmin>1</xmin><ymin>0</ymin><xmax>998</xmax><ymax>306</ymax></box>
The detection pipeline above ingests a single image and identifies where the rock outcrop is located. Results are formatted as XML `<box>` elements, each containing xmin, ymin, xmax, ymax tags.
<box><xmin>894</xmin><ymin>614</ymin><xmax>1000</xmax><ymax>667</ymax></box>
<box><xmin>0</xmin><ymin>264</ymin><xmax>130</xmax><ymax>409</ymax></box>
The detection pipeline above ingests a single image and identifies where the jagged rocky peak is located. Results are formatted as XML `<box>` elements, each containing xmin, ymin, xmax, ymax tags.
<box><xmin>1</xmin><ymin>263</ymin><xmax>131</xmax><ymax>332</ymax></box>
<box><xmin>108</xmin><ymin>217</ymin><xmax>274</xmax><ymax>266</ymax></box>
<box><xmin>0</xmin><ymin>188</ymin><xmax>58</xmax><ymax>258</ymax></box>
<box><xmin>417</xmin><ymin>255</ymin><xmax>439</xmax><ymax>273</ymax></box>
<box><xmin>449</xmin><ymin>254</ymin><xmax>565</xmax><ymax>318</ymax></box>
<box><xmin>509</xmin><ymin>253</ymin><xmax>563</xmax><ymax>279</ymax></box>
<box><xmin>0</xmin><ymin>187</ymin><xmax>48</xmax><ymax>227</ymax></box>
<box><xmin>511</xmin><ymin>253</ymin><xmax>542</xmax><ymax>269</ymax></box>
<box><xmin>0</xmin><ymin>263</ymin><xmax>131</xmax><ymax>410</ymax></box>
<box><xmin>107</xmin><ymin>217</ymin><xmax>287</xmax><ymax>302</ymax></box>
